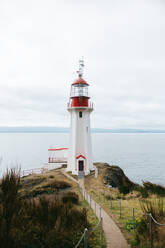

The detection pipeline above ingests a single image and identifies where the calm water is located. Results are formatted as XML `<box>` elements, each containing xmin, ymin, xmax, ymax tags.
<box><xmin>0</xmin><ymin>133</ymin><xmax>165</xmax><ymax>185</ymax></box>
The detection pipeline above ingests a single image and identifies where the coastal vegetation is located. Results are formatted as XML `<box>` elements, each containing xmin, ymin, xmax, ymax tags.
<box><xmin>1</xmin><ymin>163</ymin><xmax>164</xmax><ymax>247</ymax></box>
<box><xmin>84</xmin><ymin>163</ymin><xmax>165</xmax><ymax>248</ymax></box>
<box><xmin>0</xmin><ymin>169</ymin><xmax>105</xmax><ymax>248</ymax></box>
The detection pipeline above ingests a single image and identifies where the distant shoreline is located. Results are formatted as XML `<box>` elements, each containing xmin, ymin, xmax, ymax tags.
<box><xmin>0</xmin><ymin>127</ymin><xmax>165</xmax><ymax>133</ymax></box>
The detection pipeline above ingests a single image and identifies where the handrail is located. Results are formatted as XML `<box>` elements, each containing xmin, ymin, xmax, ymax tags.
<box><xmin>88</xmin><ymin>219</ymin><xmax>101</xmax><ymax>232</ymax></box>
<box><xmin>74</xmin><ymin>228</ymin><xmax>87</xmax><ymax>248</ymax></box>
<box><xmin>148</xmin><ymin>213</ymin><xmax>165</xmax><ymax>226</ymax></box>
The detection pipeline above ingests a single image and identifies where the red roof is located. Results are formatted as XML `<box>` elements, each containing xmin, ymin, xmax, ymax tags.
<box><xmin>48</xmin><ymin>148</ymin><xmax>68</xmax><ymax>151</ymax></box>
<box><xmin>72</xmin><ymin>77</ymin><xmax>89</xmax><ymax>86</ymax></box>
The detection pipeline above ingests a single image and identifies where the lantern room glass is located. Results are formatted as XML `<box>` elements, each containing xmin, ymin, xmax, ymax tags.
<box><xmin>71</xmin><ymin>84</ymin><xmax>88</xmax><ymax>97</ymax></box>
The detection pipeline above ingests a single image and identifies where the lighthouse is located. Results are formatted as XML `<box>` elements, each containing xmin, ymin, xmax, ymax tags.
<box><xmin>67</xmin><ymin>60</ymin><xmax>94</xmax><ymax>175</ymax></box>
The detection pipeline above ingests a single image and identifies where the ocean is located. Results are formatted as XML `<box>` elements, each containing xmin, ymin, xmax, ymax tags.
<box><xmin>0</xmin><ymin>132</ymin><xmax>165</xmax><ymax>185</ymax></box>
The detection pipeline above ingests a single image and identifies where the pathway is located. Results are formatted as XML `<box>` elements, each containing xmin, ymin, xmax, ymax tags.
<box><xmin>62</xmin><ymin>170</ymin><xmax>130</xmax><ymax>248</ymax></box>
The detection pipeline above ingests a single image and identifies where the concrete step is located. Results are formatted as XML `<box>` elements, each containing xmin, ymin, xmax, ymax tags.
<box><xmin>78</xmin><ymin>171</ymin><xmax>84</xmax><ymax>179</ymax></box>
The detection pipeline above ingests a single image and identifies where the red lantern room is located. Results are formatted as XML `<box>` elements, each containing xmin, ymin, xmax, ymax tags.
<box><xmin>70</xmin><ymin>76</ymin><xmax>89</xmax><ymax>107</ymax></box>
<box><xmin>69</xmin><ymin>59</ymin><xmax>90</xmax><ymax>108</ymax></box>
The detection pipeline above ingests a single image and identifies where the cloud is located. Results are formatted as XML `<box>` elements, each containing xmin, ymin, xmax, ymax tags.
<box><xmin>0</xmin><ymin>0</ymin><xmax>165</xmax><ymax>128</ymax></box>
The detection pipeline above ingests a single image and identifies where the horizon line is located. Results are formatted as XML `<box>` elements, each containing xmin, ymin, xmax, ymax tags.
<box><xmin>0</xmin><ymin>126</ymin><xmax>165</xmax><ymax>133</ymax></box>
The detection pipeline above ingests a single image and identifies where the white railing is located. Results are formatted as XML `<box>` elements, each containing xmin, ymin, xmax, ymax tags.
<box><xmin>48</xmin><ymin>158</ymin><xmax>67</xmax><ymax>163</ymax></box>
<box><xmin>21</xmin><ymin>165</ymin><xmax>48</xmax><ymax>177</ymax></box>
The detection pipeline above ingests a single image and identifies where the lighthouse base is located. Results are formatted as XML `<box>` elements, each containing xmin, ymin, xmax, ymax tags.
<box><xmin>66</xmin><ymin>166</ymin><xmax>95</xmax><ymax>176</ymax></box>
<box><xmin>72</xmin><ymin>170</ymin><xmax>90</xmax><ymax>176</ymax></box>
<box><xmin>67</xmin><ymin>155</ymin><xmax>95</xmax><ymax>176</ymax></box>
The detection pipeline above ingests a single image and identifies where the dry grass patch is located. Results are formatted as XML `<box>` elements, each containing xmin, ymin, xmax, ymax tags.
<box><xmin>20</xmin><ymin>170</ymin><xmax>76</xmax><ymax>198</ymax></box>
<box><xmin>84</xmin><ymin>165</ymin><xmax>165</xmax><ymax>247</ymax></box>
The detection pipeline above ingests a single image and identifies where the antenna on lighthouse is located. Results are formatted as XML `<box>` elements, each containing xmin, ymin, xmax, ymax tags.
<box><xmin>77</xmin><ymin>57</ymin><xmax>84</xmax><ymax>78</ymax></box>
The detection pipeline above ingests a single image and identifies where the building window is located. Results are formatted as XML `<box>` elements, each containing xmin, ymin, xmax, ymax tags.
<box><xmin>79</xmin><ymin>111</ymin><xmax>82</xmax><ymax>118</ymax></box>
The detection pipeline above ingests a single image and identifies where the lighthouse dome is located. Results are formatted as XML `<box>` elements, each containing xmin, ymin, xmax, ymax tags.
<box><xmin>72</xmin><ymin>77</ymin><xmax>89</xmax><ymax>86</ymax></box>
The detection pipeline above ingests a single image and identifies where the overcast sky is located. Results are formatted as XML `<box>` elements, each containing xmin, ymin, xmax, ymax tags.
<box><xmin>0</xmin><ymin>0</ymin><xmax>165</xmax><ymax>129</ymax></box>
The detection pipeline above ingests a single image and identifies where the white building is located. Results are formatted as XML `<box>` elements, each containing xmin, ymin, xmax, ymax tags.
<box><xmin>67</xmin><ymin>60</ymin><xmax>94</xmax><ymax>175</ymax></box>
<box><xmin>48</xmin><ymin>148</ymin><xmax>68</xmax><ymax>170</ymax></box>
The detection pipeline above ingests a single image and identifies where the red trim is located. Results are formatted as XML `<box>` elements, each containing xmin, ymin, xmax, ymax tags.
<box><xmin>76</xmin><ymin>154</ymin><xmax>86</xmax><ymax>159</ymax></box>
<box><xmin>71</xmin><ymin>97</ymin><xmax>88</xmax><ymax>107</ymax></box>
<box><xmin>48</xmin><ymin>148</ymin><xmax>68</xmax><ymax>151</ymax></box>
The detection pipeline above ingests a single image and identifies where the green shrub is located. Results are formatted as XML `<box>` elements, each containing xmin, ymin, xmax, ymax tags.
<box><xmin>138</xmin><ymin>198</ymin><xmax>165</xmax><ymax>247</ymax></box>
<box><xmin>49</xmin><ymin>175</ymin><xmax>54</xmax><ymax>179</ymax></box>
<box><xmin>118</xmin><ymin>185</ymin><xmax>130</xmax><ymax>194</ymax></box>
<box><xmin>140</xmin><ymin>198</ymin><xmax>165</xmax><ymax>218</ymax></box>
<box><xmin>42</xmin><ymin>180</ymin><xmax>71</xmax><ymax>190</ymax></box>
<box><xmin>62</xmin><ymin>192</ymin><xmax>79</xmax><ymax>205</ymax></box>
<box><xmin>0</xmin><ymin>169</ymin><xmax>92</xmax><ymax>248</ymax></box>
<box><xmin>125</xmin><ymin>217</ymin><xmax>141</xmax><ymax>232</ymax></box>
<box><xmin>143</xmin><ymin>181</ymin><xmax>165</xmax><ymax>196</ymax></box>
<box><xmin>137</xmin><ymin>187</ymin><xmax>149</xmax><ymax>198</ymax></box>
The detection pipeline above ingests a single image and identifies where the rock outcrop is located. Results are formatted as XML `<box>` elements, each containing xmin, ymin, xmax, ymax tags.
<box><xmin>103</xmin><ymin>165</ymin><xmax>136</xmax><ymax>189</ymax></box>
<box><xmin>94</xmin><ymin>163</ymin><xmax>137</xmax><ymax>192</ymax></box>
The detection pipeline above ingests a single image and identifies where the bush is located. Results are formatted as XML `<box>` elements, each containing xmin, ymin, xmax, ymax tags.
<box><xmin>143</xmin><ymin>181</ymin><xmax>165</xmax><ymax>196</ymax></box>
<box><xmin>125</xmin><ymin>218</ymin><xmax>142</xmax><ymax>232</ymax></box>
<box><xmin>43</xmin><ymin>180</ymin><xmax>71</xmax><ymax>190</ymax></box>
<box><xmin>140</xmin><ymin>198</ymin><xmax>164</xmax><ymax>218</ymax></box>
<box><xmin>49</xmin><ymin>175</ymin><xmax>54</xmax><ymax>179</ymax></box>
<box><xmin>62</xmin><ymin>192</ymin><xmax>79</xmax><ymax>204</ymax></box>
<box><xmin>130</xmin><ymin>217</ymin><xmax>150</xmax><ymax>247</ymax></box>
<box><xmin>137</xmin><ymin>198</ymin><xmax>165</xmax><ymax>247</ymax></box>
<box><xmin>139</xmin><ymin>187</ymin><xmax>149</xmax><ymax>198</ymax></box>
<box><xmin>0</xmin><ymin>169</ymin><xmax>91</xmax><ymax>248</ymax></box>
<box><xmin>118</xmin><ymin>185</ymin><xmax>130</xmax><ymax>194</ymax></box>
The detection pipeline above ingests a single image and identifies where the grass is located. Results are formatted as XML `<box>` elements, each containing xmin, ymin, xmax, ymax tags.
<box><xmin>20</xmin><ymin>170</ymin><xmax>74</xmax><ymax>198</ymax></box>
<box><xmin>86</xmin><ymin>185</ymin><xmax>143</xmax><ymax>243</ymax></box>
<box><xmin>0</xmin><ymin>168</ymin><xmax>106</xmax><ymax>248</ymax></box>
<box><xmin>67</xmin><ymin>171</ymin><xmax>78</xmax><ymax>180</ymax></box>
<box><xmin>84</xmin><ymin>166</ymin><xmax>165</xmax><ymax>247</ymax></box>
<box><xmin>75</xmin><ymin>187</ymin><xmax>107</xmax><ymax>248</ymax></box>
<box><xmin>63</xmin><ymin>173</ymin><xmax>106</xmax><ymax>247</ymax></box>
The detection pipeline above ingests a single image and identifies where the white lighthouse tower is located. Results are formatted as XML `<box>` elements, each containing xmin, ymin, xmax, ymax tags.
<box><xmin>67</xmin><ymin>60</ymin><xmax>94</xmax><ymax>175</ymax></box>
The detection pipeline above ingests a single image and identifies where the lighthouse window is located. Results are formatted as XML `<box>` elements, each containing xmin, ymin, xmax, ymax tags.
<box><xmin>79</xmin><ymin>111</ymin><xmax>82</xmax><ymax>118</ymax></box>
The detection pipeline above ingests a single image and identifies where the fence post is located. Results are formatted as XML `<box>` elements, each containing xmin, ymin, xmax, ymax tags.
<box><xmin>99</xmin><ymin>207</ymin><xmax>101</xmax><ymax>220</ymax></box>
<box><xmin>149</xmin><ymin>214</ymin><xmax>153</xmax><ymax>248</ymax></box>
<box><xmin>133</xmin><ymin>208</ymin><xmax>135</xmax><ymax>231</ymax></box>
<box><xmin>110</xmin><ymin>195</ymin><xmax>112</xmax><ymax>208</ymax></box>
<box><xmin>84</xmin><ymin>228</ymin><xmax>88</xmax><ymax>248</ymax></box>
<box><xmin>100</xmin><ymin>217</ymin><xmax>103</xmax><ymax>248</ymax></box>
<box><xmin>119</xmin><ymin>199</ymin><xmax>122</xmax><ymax>218</ymax></box>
